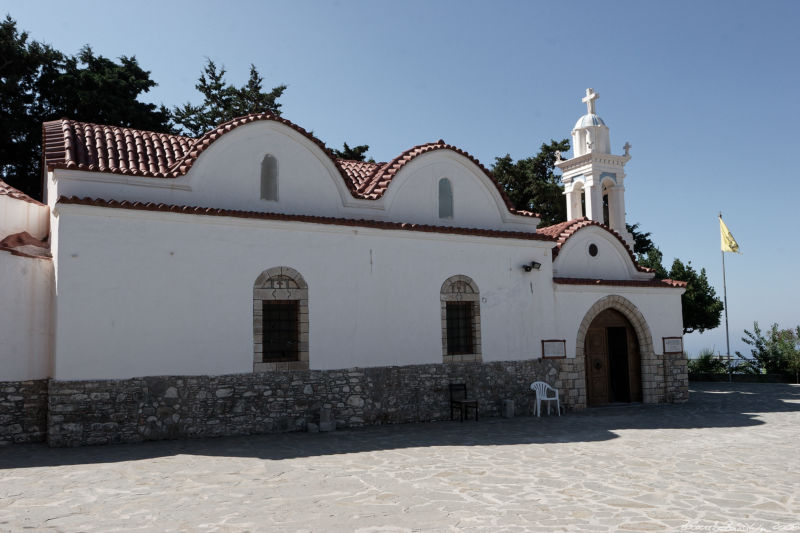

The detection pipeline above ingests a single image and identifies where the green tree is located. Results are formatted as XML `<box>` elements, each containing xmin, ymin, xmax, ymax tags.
<box><xmin>627</xmin><ymin>222</ymin><xmax>656</xmax><ymax>256</ymax></box>
<box><xmin>637</xmin><ymin>247</ymin><xmax>669</xmax><ymax>279</ymax></box>
<box><xmin>49</xmin><ymin>46</ymin><xmax>172</xmax><ymax>131</ymax></box>
<box><xmin>0</xmin><ymin>16</ymin><xmax>171</xmax><ymax>200</ymax></box>
<box><xmin>735</xmin><ymin>322</ymin><xmax>794</xmax><ymax>376</ymax></box>
<box><xmin>492</xmin><ymin>139</ymin><xmax>570</xmax><ymax>227</ymax></box>
<box><xmin>1</xmin><ymin>16</ymin><xmax>58</xmax><ymax>198</ymax></box>
<box><xmin>331</xmin><ymin>142</ymin><xmax>370</xmax><ymax>161</ymax></box>
<box><xmin>783</xmin><ymin>326</ymin><xmax>800</xmax><ymax>383</ymax></box>
<box><xmin>668</xmin><ymin>258</ymin><xmax>724</xmax><ymax>334</ymax></box>
<box><xmin>636</xmin><ymin>249</ymin><xmax>723</xmax><ymax>334</ymax></box>
<box><xmin>172</xmin><ymin>60</ymin><xmax>286</xmax><ymax>136</ymax></box>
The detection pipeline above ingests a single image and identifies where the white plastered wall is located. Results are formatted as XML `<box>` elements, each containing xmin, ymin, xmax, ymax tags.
<box><xmin>51</xmin><ymin>204</ymin><xmax>555</xmax><ymax>380</ymax></box>
<box><xmin>0</xmin><ymin>195</ymin><xmax>49</xmax><ymax>240</ymax></box>
<box><xmin>0</xmin><ymin>251</ymin><xmax>54</xmax><ymax>380</ymax></box>
<box><xmin>551</xmin><ymin>284</ymin><xmax>685</xmax><ymax>356</ymax></box>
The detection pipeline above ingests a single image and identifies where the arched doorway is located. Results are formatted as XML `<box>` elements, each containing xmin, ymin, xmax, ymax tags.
<box><xmin>584</xmin><ymin>309</ymin><xmax>642</xmax><ymax>405</ymax></box>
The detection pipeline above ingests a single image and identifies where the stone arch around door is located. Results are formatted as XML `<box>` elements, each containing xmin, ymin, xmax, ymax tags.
<box><xmin>576</xmin><ymin>295</ymin><xmax>661</xmax><ymax>404</ymax></box>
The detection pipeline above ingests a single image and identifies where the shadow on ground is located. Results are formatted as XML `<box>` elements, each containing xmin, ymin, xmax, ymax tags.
<box><xmin>1</xmin><ymin>382</ymin><xmax>798</xmax><ymax>469</ymax></box>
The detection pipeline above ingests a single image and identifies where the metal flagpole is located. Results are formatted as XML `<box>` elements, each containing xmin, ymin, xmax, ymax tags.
<box><xmin>720</xmin><ymin>212</ymin><xmax>731</xmax><ymax>381</ymax></box>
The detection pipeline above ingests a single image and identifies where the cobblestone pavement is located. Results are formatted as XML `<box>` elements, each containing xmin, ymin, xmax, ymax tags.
<box><xmin>1</xmin><ymin>382</ymin><xmax>799</xmax><ymax>532</ymax></box>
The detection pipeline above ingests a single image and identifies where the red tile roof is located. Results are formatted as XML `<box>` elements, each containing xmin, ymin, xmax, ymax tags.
<box><xmin>0</xmin><ymin>231</ymin><xmax>51</xmax><ymax>259</ymax></box>
<box><xmin>553</xmin><ymin>277</ymin><xmax>687</xmax><ymax>289</ymax></box>
<box><xmin>42</xmin><ymin>114</ymin><xmax>535</xmax><ymax>217</ymax></box>
<box><xmin>537</xmin><ymin>217</ymin><xmax>651</xmax><ymax>273</ymax></box>
<box><xmin>57</xmin><ymin>196</ymin><xmax>554</xmax><ymax>242</ymax></box>
<box><xmin>0</xmin><ymin>178</ymin><xmax>44</xmax><ymax>206</ymax></box>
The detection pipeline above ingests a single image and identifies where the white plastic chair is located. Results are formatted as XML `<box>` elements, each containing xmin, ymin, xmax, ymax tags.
<box><xmin>530</xmin><ymin>381</ymin><xmax>561</xmax><ymax>417</ymax></box>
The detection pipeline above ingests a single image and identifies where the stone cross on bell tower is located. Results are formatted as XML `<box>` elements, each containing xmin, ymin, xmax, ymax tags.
<box><xmin>582</xmin><ymin>88</ymin><xmax>599</xmax><ymax>115</ymax></box>
<box><xmin>554</xmin><ymin>88</ymin><xmax>635</xmax><ymax>248</ymax></box>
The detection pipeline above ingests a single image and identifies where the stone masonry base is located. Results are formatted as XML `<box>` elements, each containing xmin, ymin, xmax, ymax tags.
<box><xmin>48</xmin><ymin>359</ymin><xmax>585</xmax><ymax>447</ymax></box>
<box><xmin>0</xmin><ymin>379</ymin><xmax>49</xmax><ymax>445</ymax></box>
<box><xmin>0</xmin><ymin>355</ymin><xmax>687</xmax><ymax>447</ymax></box>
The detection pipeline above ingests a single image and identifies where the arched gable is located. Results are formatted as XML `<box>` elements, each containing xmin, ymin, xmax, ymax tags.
<box><xmin>183</xmin><ymin>119</ymin><xmax>356</xmax><ymax>216</ymax></box>
<box><xmin>379</xmin><ymin>147</ymin><xmax>539</xmax><ymax>229</ymax></box>
<box><xmin>540</xmin><ymin>218</ymin><xmax>652</xmax><ymax>280</ymax></box>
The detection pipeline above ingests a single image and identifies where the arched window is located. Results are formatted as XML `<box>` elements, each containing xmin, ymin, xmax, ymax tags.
<box><xmin>438</xmin><ymin>178</ymin><xmax>453</xmax><ymax>219</ymax></box>
<box><xmin>253</xmin><ymin>267</ymin><xmax>308</xmax><ymax>371</ymax></box>
<box><xmin>440</xmin><ymin>275</ymin><xmax>482</xmax><ymax>363</ymax></box>
<box><xmin>569</xmin><ymin>181</ymin><xmax>585</xmax><ymax>220</ymax></box>
<box><xmin>261</xmin><ymin>154</ymin><xmax>278</xmax><ymax>201</ymax></box>
<box><xmin>601</xmin><ymin>176</ymin><xmax>617</xmax><ymax>228</ymax></box>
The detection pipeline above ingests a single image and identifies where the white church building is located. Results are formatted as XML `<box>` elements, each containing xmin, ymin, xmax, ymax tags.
<box><xmin>0</xmin><ymin>89</ymin><xmax>688</xmax><ymax>446</ymax></box>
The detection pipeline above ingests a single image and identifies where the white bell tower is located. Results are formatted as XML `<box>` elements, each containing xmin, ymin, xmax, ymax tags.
<box><xmin>555</xmin><ymin>88</ymin><xmax>634</xmax><ymax>247</ymax></box>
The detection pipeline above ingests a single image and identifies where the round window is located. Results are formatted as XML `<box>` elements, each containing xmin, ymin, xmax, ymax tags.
<box><xmin>588</xmin><ymin>243</ymin><xmax>598</xmax><ymax>257</ymax></box>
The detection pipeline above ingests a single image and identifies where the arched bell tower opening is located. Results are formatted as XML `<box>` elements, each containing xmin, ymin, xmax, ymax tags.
<box><xmin>566</xmin><ymin>180</ymin><xmax>586</xmax><ymax>219</ymax></box>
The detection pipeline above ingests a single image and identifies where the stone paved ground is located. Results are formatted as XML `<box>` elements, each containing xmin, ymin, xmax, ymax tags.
<box><xmin>0</xmin><ymin>382</ymin><xmax>798</xmax><ymax>533</ymax></box>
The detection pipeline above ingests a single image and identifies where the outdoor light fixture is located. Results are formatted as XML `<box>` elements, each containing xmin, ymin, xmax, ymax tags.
<box><xmin>522</xmin><ymin>261</ymin><xmax>541</xmax><ymax>272</ymax></box>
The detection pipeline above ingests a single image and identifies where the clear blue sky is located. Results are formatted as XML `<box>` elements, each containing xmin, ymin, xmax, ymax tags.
<box><xmin>6</xmin><ymin>0</ymin><xmax>799</xmax><ymax>357</ymax></box>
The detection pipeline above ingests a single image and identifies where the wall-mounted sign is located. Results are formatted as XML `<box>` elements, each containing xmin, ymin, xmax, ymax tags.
<box><xmin>663</xmin><ymin>337</ymin><xmax>683</xmax><ymax>354</ymax></box>
<box><xmin>542</xmin><ymin>339</ymin><xmax>566</xmax><ymax>359</ymax></box>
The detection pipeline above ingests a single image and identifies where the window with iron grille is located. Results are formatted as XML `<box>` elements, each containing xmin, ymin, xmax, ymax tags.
<box><xmin>446</xmin><ymin>301</ymin><xmax>474</xmax><ymax>355</ymax></box>
<box><xmin>262</xmin><ymin>300</ymin><xmax>299</xmax><ymax>361</ymax></box>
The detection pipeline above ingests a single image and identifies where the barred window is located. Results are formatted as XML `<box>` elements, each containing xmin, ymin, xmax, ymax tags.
<box><xmin>440</xmin><ymin>275</ymin><xmax>481</xmax><ymax>363</ymax></box>
<box><xmin>446</xmin><ymin>302</ymin><xmax>474</xmax><ymax>355</ymax></box>
<box><xmin>253</xmin><ymin>267</ymin><xmax>308</xmax><ymax>371</ymax></box>
<box><xmin>262</xmin><ymin>301</ymin><xmax>299</xmax><ymax>361</ymax></box>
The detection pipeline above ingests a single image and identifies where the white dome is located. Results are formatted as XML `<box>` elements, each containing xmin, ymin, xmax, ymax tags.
<box><xmin>574</xmin><ymin>114</ymin><xmax>606</xmax><ymax>130</ymax></box>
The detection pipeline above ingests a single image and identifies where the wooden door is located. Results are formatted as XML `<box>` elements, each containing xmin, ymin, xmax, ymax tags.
<box><xmin>628</xmin><ymin>328</ymin><xmax>642</xmax><ymax>402</ymax></box>
<box><xmin>607</xmin><ymin>326</ymin><xmax>630</xmax><ymax>402</ymax></box>
<box><xmin>584</xmin><ymin>308</ymin><xmax>643</xmax><ymax>406</ymax></box>
<box><xmin>585</xmin><ymin>327</ymin><xmax>609</xmax><ymax>406</ymax></box>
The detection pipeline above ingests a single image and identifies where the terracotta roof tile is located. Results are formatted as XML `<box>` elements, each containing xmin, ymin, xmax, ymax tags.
<box><xmin>553</xmin><ymin>277</ymin><xmax>687</xmax><ymax>289</ymax></box>
<box><xmin>0</xmin><ymin>178</ymin><xmax>44</xmax><ymax>206</ymax></box>
<box><xmin>337</xmin><ymin>159</ymin><xmax>382</xmax><ymax>188</ymax></box>
<box><xmin>57</xmin><ymin>196</ymin><xmax>555</xmax><ymax>242</ymax></box>
<box><xmin>0</xmin><ymin>231</ymin><xmax>51</xmax><ymax>259</ymax></box>
<box><xmin>42</xmin><ymin>114</ymin><xmax>537</xmax><ymax>218</ymax></box>
<box><xmin>43</xmin><ymin>120</ymin><xmax>194</xmax><ymax>177</ymax></box>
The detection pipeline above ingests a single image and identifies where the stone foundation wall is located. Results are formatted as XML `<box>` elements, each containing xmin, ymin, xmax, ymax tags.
<box><xmin>0</xmin><ymin>380</ymin><xmax>48</xmax><ymax>445</ymax></box>
<box><xmin>48</xmin><ymin>359</ymin><xmax>581</xmax><ymax>447</ymax></box>
<box><xmin>664</xmin><ymin>353</ymin><xmax>689</xmax><ymax>403</ymax></box>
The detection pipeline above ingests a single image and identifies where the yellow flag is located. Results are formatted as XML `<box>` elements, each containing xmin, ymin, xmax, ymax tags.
<box><xmin>719</xmin><ymin>215</ymin><xmax>740</xmax><ymax>253</ymax></box>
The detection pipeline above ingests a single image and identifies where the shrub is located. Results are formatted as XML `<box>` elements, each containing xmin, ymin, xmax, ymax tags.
<box><xmin>687</xmin><ymin>349</ymin><xmax>728</xmax><ymax>374</ymax></box>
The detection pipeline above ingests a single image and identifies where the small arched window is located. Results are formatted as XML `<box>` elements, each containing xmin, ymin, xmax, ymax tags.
<box><xmin>253</xmin><ymin>267</ymin><xmax>309</xmax><ymax>371</ymax></box>
<box><xmin>440</xmin><ymin>275</ymin><xmax>482</xmax><ymax>363</ymax></box>
<box><xmin>438</xmin><ymin>178</ymin><xmax>453</xmax><ymax>219</ymax></box>
<box><xmin>261</xmin><ymin>154</ymin><xmax>278</xmax><ymax>201</ymax></box>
